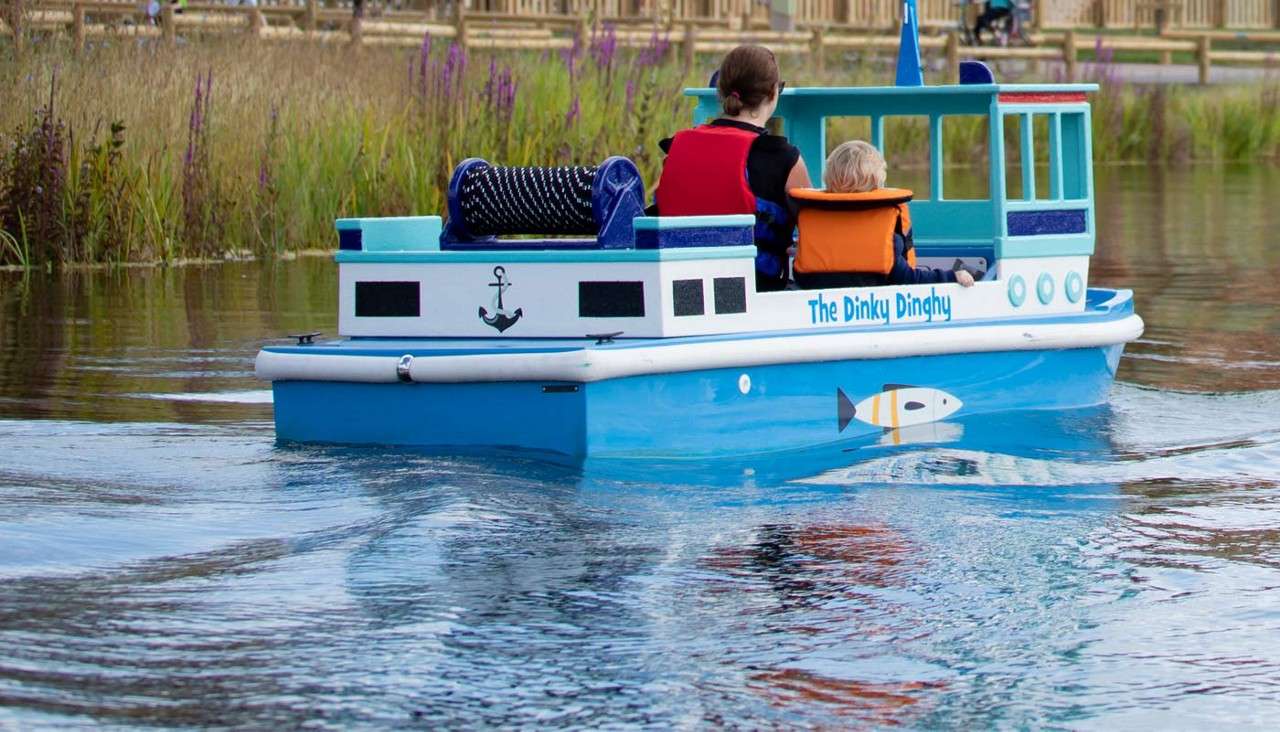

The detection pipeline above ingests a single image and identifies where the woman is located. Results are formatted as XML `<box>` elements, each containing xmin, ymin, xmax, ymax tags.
<box><xmin>654</xmin><ymin>45</ymin><xmax>811</xmax><ymax>291</ymax></box>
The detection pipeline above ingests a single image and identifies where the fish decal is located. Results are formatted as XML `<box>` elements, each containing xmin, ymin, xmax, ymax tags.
<box><xmin>479</xmin><ymin>266</ymin><xmax>524</xmax><ymax>333</ymax></box>
<box><xmin>836</xmin><ymin>384</ymin><xmax>962</xmax><ymax>432</ymax></box>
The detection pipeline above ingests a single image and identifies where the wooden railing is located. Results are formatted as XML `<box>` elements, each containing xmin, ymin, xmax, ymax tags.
<box><xmin>6</xmin><ymin>0</ymin><xmax>1279</xmax><ymax>31</ymax></box>
<box><xmin>5</xmin><ymin>1</ymin><xmax>1278</xmax><ymax>86</ymax></box>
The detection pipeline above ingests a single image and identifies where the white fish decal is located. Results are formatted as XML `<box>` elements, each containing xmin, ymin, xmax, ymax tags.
<box><xmin>836</xmin><ymin>385</ymin><xmax>962</xmax><ymax>432</ymax></box>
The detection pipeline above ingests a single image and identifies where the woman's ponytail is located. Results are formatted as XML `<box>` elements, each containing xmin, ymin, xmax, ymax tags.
<box><xmin>716</xmin><ymin>45</ymin><xmax>780</xmax><ymax>117</ymax></box>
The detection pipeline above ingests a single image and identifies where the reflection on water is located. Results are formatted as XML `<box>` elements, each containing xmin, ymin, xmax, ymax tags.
<box><xmin>1</xmin><ymin>166</ymin><xmax>1279</xmax><ymax>727</ymax></box>
<box><xmin>1094</xmin><ymin>164</ymin><xmax>1280</xmax><ymax>391</ymax></box>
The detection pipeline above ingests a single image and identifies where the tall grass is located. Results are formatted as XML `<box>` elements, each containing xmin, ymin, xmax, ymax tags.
<box><xmin>1</xmin><ymin>37</ymin><xmax>1278</xmax><ymax>266</ymax></box>
<box><xmin>0</xmin><ymin>33</ymin><xmax>688</xmax><ymax>266</ymax></box>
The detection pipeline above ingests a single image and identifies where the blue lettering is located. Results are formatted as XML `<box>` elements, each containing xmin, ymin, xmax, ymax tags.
<box><xmin>893</xmin><ymin>288</ymin><xmax>954</xmax><ymax>323</ymax></box>
<box><xmin>808</xmin><ymin>293</ymin><xmax>840</xmax><ymax>324</ymax></box>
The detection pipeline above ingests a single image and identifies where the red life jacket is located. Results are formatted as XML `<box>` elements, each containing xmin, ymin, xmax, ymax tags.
<box><xmin>655</xmin><ymin>124</ymin><xmax>759</xmax><ymax>216</ymax></box>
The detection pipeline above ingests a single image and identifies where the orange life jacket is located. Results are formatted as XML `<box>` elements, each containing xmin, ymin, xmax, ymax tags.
<box><xmin>790</xmin><ymin>188</ymin><xmax>916</xmax><ymax>275</ymax></box>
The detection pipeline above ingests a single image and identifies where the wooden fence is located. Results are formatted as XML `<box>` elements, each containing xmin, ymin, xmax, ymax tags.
<box><xmin>459</xmin><ymin>0</ymin><xmax>1280</xmax><ymax>29</ymax></box>
<box><xmin>5</xmin><ymin>0</ymin><xmax>1280</xmax><ymax>31</ymax></box>
<box><xmin>5</xmin><ymin>0</ymin><xmax>1277</xmax><ymax>85</ymax></box>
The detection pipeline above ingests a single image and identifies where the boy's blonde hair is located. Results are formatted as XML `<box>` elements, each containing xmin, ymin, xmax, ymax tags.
<box><xmin>824</xmin><ymin>140</ymin><xmax>887</xmax><ymax>193</ymax></box>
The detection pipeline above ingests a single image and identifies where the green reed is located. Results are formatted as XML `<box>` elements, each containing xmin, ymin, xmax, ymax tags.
<box><xmin>0</xmin><ymin>37</ymin><xmax>1278</xmax><ymax>266</ymax></box>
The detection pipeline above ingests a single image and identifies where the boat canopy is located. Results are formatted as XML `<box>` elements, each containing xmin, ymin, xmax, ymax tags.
<box><xmin>684</xmin><ymin>77</ymin><xmax>1099</xmax><ymax>260</ymax></box>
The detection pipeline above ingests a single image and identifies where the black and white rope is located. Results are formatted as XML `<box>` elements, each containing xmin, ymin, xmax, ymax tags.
<box><xmin>458</xmin><ymin>165</ymin><xmax>598</xmax><ymax>236</ymax></box>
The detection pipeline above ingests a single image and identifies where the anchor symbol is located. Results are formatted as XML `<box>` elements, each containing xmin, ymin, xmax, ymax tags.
<box><xmin>479</xmin><ymin>265</ymin><xmax>524</xmax><ymax>333</ymax></box>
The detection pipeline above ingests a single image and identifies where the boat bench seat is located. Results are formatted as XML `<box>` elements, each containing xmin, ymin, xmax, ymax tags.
<box><xmin>335</xmin><ymin>157</ymin><xmax>757</xmax><ymax>255</ymax></box>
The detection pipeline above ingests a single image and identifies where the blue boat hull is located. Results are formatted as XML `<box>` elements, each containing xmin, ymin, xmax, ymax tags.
<box><xmin>271</xmin><ymin>342</ymin><xmax>1124</xmax><ymax>459</ymax></box>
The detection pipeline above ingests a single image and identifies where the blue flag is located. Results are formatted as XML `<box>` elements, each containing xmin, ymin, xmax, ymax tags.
<box><xmin>895</xmin><ymin>0</ymin><xmax>924</xmax><ymax>86</ymax></box>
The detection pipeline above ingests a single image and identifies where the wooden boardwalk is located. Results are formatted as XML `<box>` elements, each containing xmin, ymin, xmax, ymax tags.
<box><xmin>6</xmin><ymin>0</ymin><xmax>1280</xmax><ymax>32</ymax></box>
<box><xmin>4</xmin><ymin>0</ymin><xmax>1279</xmax><ymax>86</ymax></box>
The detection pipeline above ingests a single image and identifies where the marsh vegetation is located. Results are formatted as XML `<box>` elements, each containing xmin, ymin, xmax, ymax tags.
<box><xmin>1</xmin><ymin>35</ymin><xmax>1277</xmax><ymax>266</ymax></box>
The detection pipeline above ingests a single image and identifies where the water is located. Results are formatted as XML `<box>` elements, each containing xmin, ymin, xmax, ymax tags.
<box><xmin>1</xmin><ymin>165</ymin><xmax>1279</xmax><ymax>728</ymax></box>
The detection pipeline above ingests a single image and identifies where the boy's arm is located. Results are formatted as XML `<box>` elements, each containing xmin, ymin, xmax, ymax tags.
<box><xmin>889</xmin><ymin>231</ymin><xmax>957</xmax><ymax>285</ymax></box>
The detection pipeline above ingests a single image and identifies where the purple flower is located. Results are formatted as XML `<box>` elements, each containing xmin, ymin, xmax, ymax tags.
<box><xmin>561</xmin><ymin>33</ymin><xmax>583</xmax><ymax>78</ymax></box>
<box><xmin>441</xmin><ymin>42</ymin><xmax>467</xmax><ymax>101</ymax></box>
<box><xmin>1091</xmin><ymin>36</ymin><xmax>1118</xmax><ymax>85</ymax></box>
<box><xmin>565</xmin><ymin>94</ymin><xmax>579</xmax><ymax>127</ymax></box>
<box><xmin>625</xmin><ymin>79</ymin><xmax>636</xmax><ymax>112</ymax></box>
<box><xmin>484</xmin><ymin>57</ymin><xmax>497</xmax><ymax>102</ymax></box>
<box><xmin>415</xmin><ymin>32</ymin><xmax>432</xmax><ymax>98</ymax></box>
<box><xmin>637</xmin><ymin>29</ymin><xmax>670</xmax><ymax>68</ymax></box>
<box><xmin>590</xmin><ymin>24</ymin><xmax>617</xmax><ymax>71</ymax></box>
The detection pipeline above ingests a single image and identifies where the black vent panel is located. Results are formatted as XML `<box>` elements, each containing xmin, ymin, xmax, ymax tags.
<box><xmin>355</xmin><ymin>281</ymin><xmax>420</xmax><ymax>318</ymax></box>
<box><xmin>672</xmin><ymin>279</ymin><xmax>705</xmax><ymax>317</ymax></box>
<box><xmin>579</xmin><ymin>281</ymin><xmax>645</xmax><ymax>318</ymax></box>
<box><xmin>713</xmin><ymin>277</ymin><xmax>747</xmax><ymax>314</ymax></box>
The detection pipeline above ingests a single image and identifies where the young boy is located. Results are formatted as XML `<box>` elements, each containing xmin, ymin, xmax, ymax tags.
<box><xmin>799</xmin><ymin>141</ymin><xmax>974</xmax><ymax>288</ymax></box>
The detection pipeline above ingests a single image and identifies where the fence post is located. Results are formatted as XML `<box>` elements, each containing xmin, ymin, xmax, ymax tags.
<box><xmin>1274</xmin><ymin>0</ymin><xmax>1280</xmax><ymax>30</ymax></box>
<box><xmin>1215</xmin><ymin>0</ymin><xmax>1227</xmax><ymax>28</ymax></box>
<box><xmin>72</xmin><ymin>2</ymin><xmax>85</xmax><ymax>55</ymax></box>
<box><xmin>683</xmin><ymin>21</ymin><xmax>696</xmax><ymax>70</ymax></box>
<box><xmin>10</xmin><ymin>2</ymin><xmax>24</xmax><ymax>56</ymax></box>
<box><xmin>249</xmin><ymin>7</ymin><xmax>266</xmax><ymax>39</ymax></box>
<box><xmin>1063</xmin><ymin>28</ymin><xmax>1077</xmax><ymax>82</ymax></box>
<box><xmin>575</xmin><ymin>14</ymin><xmax>588</xmax><ymax>48</ymax></box>
<box><xmin>812</xmin><ymin>26</ymin><xmax>825</xmax><ymax>77</ymax></box>
<box><xmin>455</xmin><ymin>2</ymin><xmax>467</xmax><ymax>50</ymax></box>
<box><xmin>162</xmin><ymin>4</ymin><xmax>176</xmax><ymax>48</ymax></box>
<box><xmin>945</xmin><ymin>29</ymin><xmax>959</xmax><ymax>83</ymax></box>
<box><xmin>1197</xmin><ymin>34</ymin><xmax>1211</xmax><ymax>84</ymax></box>
<box><xmin>305</xmin><ymin>0</ymin><xmax>317</xmax><ymax>32</ymax></box>
<box><xmin>350</xmin><ymin>15</ymin><xmax>362</xmax><ymax>47</ymax></box>
<box><xmin>1094</xmin><ymin>0</ymin><xmax>1107</xmax><ymax>29</ymax></box>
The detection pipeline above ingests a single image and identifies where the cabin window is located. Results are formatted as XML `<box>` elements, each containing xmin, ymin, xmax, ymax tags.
<box><xmin>1059</xmin><ymin>112</ymin><xmax>1089</xmax><ymax>200</ymax></box>
<box><xmin>939</xmin><ymin>115</ymin><xmax>991</xmax><ymax>201</ymax></box>
<box><xmin>826</xmin><ymin>116</ymin><xmax>873</xmax><ymax>158</ymax></box>
<box><xmin>881</xmin><ymin>116</ymin><xmax>931</xmax><ymax>200</ymax></box>
<box><xmin>825</xmin><ymin>116</ymin><xmax>933</xmax><ymax>199</ymax></box>
<box><xmin>1003</xmin><ymin>114</ymin><xmax>1027</xmax><ymax>201</ymax></box>
<box><xmin>1004</xmin><ymin>111</ymin><xmax>1090</xmax><ymax>202</ymax></box>
<box><xmin>1033</xmin><ymin>114</ymin><xmax>1053</xmax><ymax>199</ymax></box>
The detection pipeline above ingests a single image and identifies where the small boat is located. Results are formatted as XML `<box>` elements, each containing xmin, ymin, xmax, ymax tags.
<box><xmin>256</xmin><ymin>49</ymin><xmax>1143</xmax><ymax>460</ymax></box>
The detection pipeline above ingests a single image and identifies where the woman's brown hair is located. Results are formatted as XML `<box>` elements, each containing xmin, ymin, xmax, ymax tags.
<box><xmin>717</xmin><ymin>45</ymin><xmax>780</xmax><ymax>117</ymax></box>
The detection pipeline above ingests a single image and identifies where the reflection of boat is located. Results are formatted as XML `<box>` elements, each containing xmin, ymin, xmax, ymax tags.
<box><xmin>256</xmin><ymin>21</ymin><xmax>1141</xmax><ymax>460</ymax></box>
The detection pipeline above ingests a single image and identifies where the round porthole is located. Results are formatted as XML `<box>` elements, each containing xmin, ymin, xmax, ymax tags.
<box><xmin>738</xmin><ymin>373</ymin><xmax>751</xmax><ymax>395</ymax></box>
<box><xmin>1037</xmin><ymin>273</ymin><xmax>1055</xmax><ymax>305</ymax></box>
<box><xmin>1065</xmin><ymin>271</ymin><xmax>1084</xmax><ymax>303</ymax></box>
<box><xmin>1008</xmin><ymin>275</ymin><xmax>1027</xmax><ymax>307</ymax></box>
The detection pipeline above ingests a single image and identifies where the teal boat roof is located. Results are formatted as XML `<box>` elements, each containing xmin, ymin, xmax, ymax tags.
<box><xmin>683</xmin><ymin>80</ymin><xmax>1100</xmax><ymax>203</ymax></box>
<box><xmin>683</xmin><ymin>83</ymin><xmax>1100</xmax><ymax>99</ymax></box>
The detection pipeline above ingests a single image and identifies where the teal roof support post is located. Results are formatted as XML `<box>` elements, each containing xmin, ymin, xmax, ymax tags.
<box><xmin>896</xmin><ymin>0</ymin><xmax>924</xmax><ymax>87</ymax></box>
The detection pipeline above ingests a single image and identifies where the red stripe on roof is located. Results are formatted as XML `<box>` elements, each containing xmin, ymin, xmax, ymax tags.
<box><xmin>998</xmin><ymin>92</ymin><xmax>1089</xmax><ymax>104</ymax></box>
